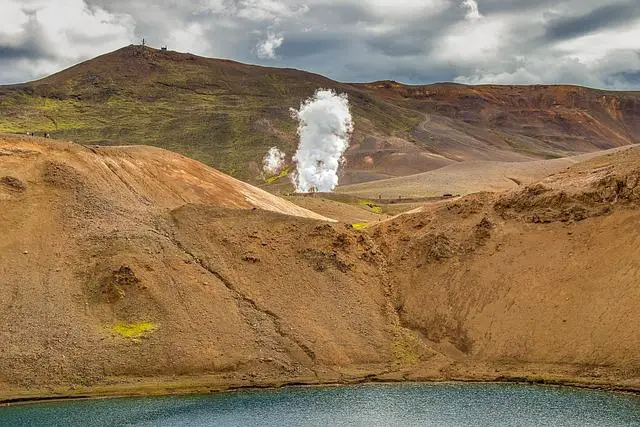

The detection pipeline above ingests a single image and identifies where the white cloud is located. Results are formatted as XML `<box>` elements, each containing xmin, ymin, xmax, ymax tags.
<box><xmin>1</xmin><ymin>0</ymin><xmax>30</xmax><ymax>35</ymax></box>
<box><xmin>0</xmin><ymin>0</ymin><xmax>134</xmax><ymax>81</ymax></box>
<box><xmin>433</xmin><ymin>17</ymin><xmax>506</xmax><ymax>65</ymax></box>
<box><xmin>256</xmin><ymin>31</ymin><xmax>284</xmax><ymax>59</ymax></box>
<box><xmin>167</xmin><ymin>22</ymin><xmax>207</xmax><ymax>54</ymax></box>
<box><xmin>554</xmin><ymin>24</ymin><xmax>640</xmax><ymax>65</ymax></box>
<box><xmin>455</xmin><ymin>49</ymin><xmax>640</xmax><ymax>90</ymax></box>
<box><xmin>359</xmin><ymin>0</ymin><xmax>448</xmax><ymax>19</ymax></box>
<box><xmin>461</xmin><ymin>0</ymin><xmax>482</xmax><ymax>20</ymax></box>
<box><xmin>34</xmin><ymin>0</ymin><xmax>134</xmax><ymax>58</ymax></box>
<box><xmin>234</xmin><ymin>0</ymin><xmax>308</xmax><ymax>22</ymax></box>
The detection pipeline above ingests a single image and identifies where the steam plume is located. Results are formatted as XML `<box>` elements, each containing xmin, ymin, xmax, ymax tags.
<box><xmin>262</xmin><ymin>146</ymin><xmax>286</xmax><ymax>175</ymax></box>
<box><xmin>290</xmin><ymin>89</ymin><xmax>353</xmax><ymax>193</ymax></box>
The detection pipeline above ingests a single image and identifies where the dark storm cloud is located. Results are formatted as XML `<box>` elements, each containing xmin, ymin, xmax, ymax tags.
<box><xmin>365</xmin><ymin>37</ymin><xmax>429</xmax><ymax>57</ymax></box>
<box><xmin>349</xmin><ymin>63</ymin><xmax>457</xmax><ymax>85</ymax></box>
<box><xmin>611</xmin><ymin>70</ymin><xmax>640</xmax><ymax>86</ymax></box>
<box><xmin>363</xmin><ymin>6</ymin><xmax>464</xmax><ymax>58</ymax></box>
<box><xmin>0</xmin><ymin>16</ymin><xmax>53</xmax><ymax>61</ymax></box>
<box><xmin>279</xmin><ymin>36</ymin><xmax>343</xmax><ymax>58</ymax></box>
<box><xmin>544</xmin><ymin>1</ymin><xmax>640</xmax><ymax>42</ymax></box>
<box><xmin>477</xmin><ymin>0</ymin><xmax>557</xmax><ymax>14</ymax></box>
<box><xmin>0</xmin><ymin>44</ymin><xmax>43</xmax><ymax>60</ymax></box>
<box><xmin>300</xmin><ymin>2</ymin><xmax>378</xmax><ymax>26</ymax></box>
<box><xmin>0</xmin><ymin>0</ymin><xmax>639</xmax><ymax>89</ymax></box>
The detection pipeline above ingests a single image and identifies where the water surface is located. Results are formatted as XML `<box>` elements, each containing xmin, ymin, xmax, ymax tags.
<box><xmin>1</xmin><ymin>383</ymin><xmax>639</xmax><ymax>426</ymax></box>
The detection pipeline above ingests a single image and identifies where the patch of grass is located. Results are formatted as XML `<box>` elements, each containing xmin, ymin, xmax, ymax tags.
<box><xmin>357</xmin><ymin>199</ymin><xmax>383</xmax><ymax>214</ymax></box>
<box><xmin>264</xmin><ymin>166</ymin><xmax>291</xmax><ymax>184</ymax></box>
<box><xmin>111</xmin><ymin>321</ymin><xmax>157</xmax><ymax>339</ymax></box>
<box><xmin>351</xmin><ymin>222</ymin><xmax>369</xmax><ymax>230</ymax></box>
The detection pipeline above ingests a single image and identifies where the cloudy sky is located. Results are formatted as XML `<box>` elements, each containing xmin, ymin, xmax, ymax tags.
<box><xmin>1</xmin><ymin>0</ymin><xmax>639</xmax><ymax>88</ymax></box>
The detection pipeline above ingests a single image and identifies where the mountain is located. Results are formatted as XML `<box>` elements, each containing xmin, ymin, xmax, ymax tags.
<box><xmin>0</xmin><ymin>46</ymin><xmax>419</xmax><ymax>182</ymax></box>
<box><xmin>0</xmin><ymin>45</ymin><xmax>639</xmax><ymax>184</ymax></box>
<box><xmin>1</xmin><ymin>133</ymin><xmax>639</xmax><ymax>400</ymax></box>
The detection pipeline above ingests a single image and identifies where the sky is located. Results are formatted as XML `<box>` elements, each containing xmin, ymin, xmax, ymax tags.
<box><xmin>0</xmin><ymin>0</ymin><xmax>639</xmax><ymax>89</ymax></box>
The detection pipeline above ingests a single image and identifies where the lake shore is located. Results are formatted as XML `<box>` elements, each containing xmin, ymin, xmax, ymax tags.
<box><xmin>3</xmin><ymin>361</ymin><xmax>639</xmax><ymax>406</ymax></box>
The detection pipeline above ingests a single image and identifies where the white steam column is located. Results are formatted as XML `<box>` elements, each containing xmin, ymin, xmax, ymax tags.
<box><xmin>262</xmin><ymin>146</ymin><xmax>286</xmax><ymax>175</ymax></box>
<box><xmin>291</xmin><ymin>89</ymin><xmax>353</xmax><ymax>193</ymax></box>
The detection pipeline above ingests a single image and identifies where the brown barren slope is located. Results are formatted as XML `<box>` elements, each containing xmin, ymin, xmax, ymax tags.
<box><xmin>1</xmin><ymin>135</ymin><xmax>639</xmax><ymax>402</ymax></box>
<box><xmin>338</xmin><ymin>146</ymin><xmax>636</xmax><ymax>199</ymax></box>
<box><xmin>375</xmin><ymin>148</ymin><xmax>640</xmax><ymax>377</ymax></box>
<box><xmin>0</xmin><ymin>135</ymin><xmax>329</xmax><ymax>220</ymax></box>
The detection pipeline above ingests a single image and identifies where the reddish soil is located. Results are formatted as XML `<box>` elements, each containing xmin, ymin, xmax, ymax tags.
<box><xmin>362</xmin><ymin>81</ymin><xmax>640</xmax><ymax>152</ymax></box>
<box><xmin>343</xmin><ymin>81</ymin><xmax>640</xmax><ymax>183</ymax></box>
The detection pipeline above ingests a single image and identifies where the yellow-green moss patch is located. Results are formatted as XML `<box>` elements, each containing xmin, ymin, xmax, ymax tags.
<box><xmin>264</xmin><ymin>166</ymin><xmax>290</xmax><ymax>184</ymax></box>
<box><xmin>357</xmin><ymin>199</ymin><xmax>383</xmax><ymax>214</ymax></box>
<box><xmin>351</xmin><ymin>222</ymin><xmax>369</xmax><ymax>230</ymax></box>
<box><xmin>111</xmin><ymin>321</ymin><xmax>157</xmax><ymax>339</ymax></box>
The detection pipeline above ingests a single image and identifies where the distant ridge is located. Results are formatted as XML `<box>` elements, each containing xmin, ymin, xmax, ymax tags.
<box><xmin>0</xmin><ymin>45</ymin><xmax>638</xmax><ymax>184</ymax></box>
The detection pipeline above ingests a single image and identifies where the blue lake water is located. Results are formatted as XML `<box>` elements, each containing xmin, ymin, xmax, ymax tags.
<box><xmin>1</xmin><ymin>382</ymin><xmax>639</xmax><ymax>426</ymax></box>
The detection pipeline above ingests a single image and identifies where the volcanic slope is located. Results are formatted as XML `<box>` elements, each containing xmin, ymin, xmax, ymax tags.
<box><xmin>374</xmin><ymin>146</ymin><xmax>640</xmax><ymax>385</ymax></box>
<box><xmin>338</xmin><ymin>146</ymin><xmax>636</xmax><ymax>199</ymax></box>
<box><xmin>360</xmin><ymin>81</ymin><xmax>640</xmax><ymax>158</ymax></box>
<box><xmin>1</xmin><ymin>45</ymin><xmax>640</xmax><ymax>184</ymax></box>
<box><xmin>1</xmin><ymin>135</ymin><xmax>640</xmax><ymax>401</ymax></box>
